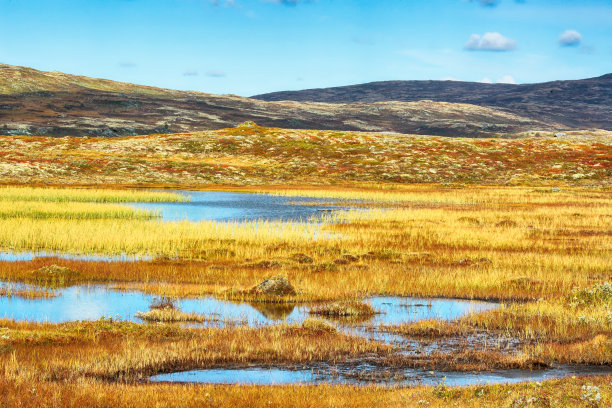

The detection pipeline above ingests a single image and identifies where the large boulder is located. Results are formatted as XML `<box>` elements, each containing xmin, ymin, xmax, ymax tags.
<box><xmin>248</xmin><ymin>275</ymin><xmax>297</xmax><ymax>297</ymax></box>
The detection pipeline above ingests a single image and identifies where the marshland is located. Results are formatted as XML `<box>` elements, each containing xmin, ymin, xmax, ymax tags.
<box><xmin>0</xmin><ymin>129</ymin><xmax>610</xmax><ymax>406</ymax></box>
<box><xmin>3</xmin><ymin>0</ymin><xmax>612</xmax><ymax>403</ymax></box>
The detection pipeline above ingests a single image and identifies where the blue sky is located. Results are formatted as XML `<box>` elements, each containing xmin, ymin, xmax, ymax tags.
<box><xmin>0</xmin><ymin>0</ymin><xmax>610</xmax><ymax>95</ymax></box>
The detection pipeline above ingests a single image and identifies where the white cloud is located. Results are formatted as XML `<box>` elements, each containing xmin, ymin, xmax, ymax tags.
<box><xmin>480</xmin><ymin>77</ymin><xmax>493</xmax><ymax>84</ymax></box>
<box><xmin>497</xmin><ymin>75</ymin><xmax>516</xmax><ymax>84</ymax></box>
<box><xmin>464</xmin><ymin>32</ymin><xmax>517</xmax><ymax>51</ymax></box>
<box><xmin>183</xmin><ymin>70</ymin><xmax>199</xmax><ymax>77</ymax></box>
<box><xmin>559</xmin><ymin>30</ymin><xmax>582</xmax><ymax>46</ymax></box>
<box><xmin>439</xmin><ymin>76</ymin><xmax>461</xmax><ymax>81</ymax></box>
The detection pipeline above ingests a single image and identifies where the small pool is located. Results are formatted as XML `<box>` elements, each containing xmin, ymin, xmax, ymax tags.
<box><xmin>149</xmin><ymin>364</ymin><xmax>612</xmax><ymax>387</ymax></box>
<box><xmin>0</xmin><ymin>251</ymin><xmax>152</xmax><ymax>262</ymax></box>
<box><xmin>0</xmin><ymin>282</ymin><xmax>497</xmax><ymax>326</ymax></box>
<box><xmin>126</xmin><ymin>190</ymin><xmax>343</xmax><ymax>222</ymax></box>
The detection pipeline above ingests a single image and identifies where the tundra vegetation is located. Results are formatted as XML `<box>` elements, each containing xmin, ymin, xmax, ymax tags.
<box><xmin>0</xmin><ymin>124</ymin><xmax>610</xmax><ymax>407</ymax></box>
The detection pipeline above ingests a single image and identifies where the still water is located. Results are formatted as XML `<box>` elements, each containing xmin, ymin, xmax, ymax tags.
<box><xmin>126</xmin><ymin>190</ymin><xmax>341</xmax><ymax>222</ymax></box>
<box><xmin>0</xmin><ymin>283</ymin><xmax>496</xmax><ymax>325</ymax></box>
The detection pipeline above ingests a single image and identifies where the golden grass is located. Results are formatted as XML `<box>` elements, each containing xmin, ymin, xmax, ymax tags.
<box><xmin>0</xmin><ymin>200</ymin><xmax>158</xmax><ymax>220</ymax></box>
<box><xmin>0</xmin><ymin>376</ymin><xmax>609</xmax><ymax>408</ymax></box>
<box><xmin>380</xmin><ymin>319</ymin><xmax>470</xmax><ymax>338</ymax></box>
<box><xmin>0</xmin><ymin>184</ymin><xmax>610</xmax><ymax>398</ymax></box>
<box><xmin>0</xmin><ymin>186</ymin><xmax>608</xmax><ymax>301</ymax></box>
<box><xmin>0</xmin><ymin>186</ymin><xmax>187</xmax><ymax>203</ymax></box>
<box><xmin>0</xmin><ymin>319</ymin><xmax>390</xmax><ymax>383</ymax></box>
<box><xmin>135</xmin><ymin>307</ymin><xmax>217</xmax><ymax>323</ymax></box>
<box><xmin>0</xmin><ymin>218</ymin><xmax>326</xmax><ymax>259</ymax></box>
<box><xmin>264</xmin><ymin>185</ymin><xmax>612</xmax><ymax>206</ymax></box>
<box><xmin>0</xmin><ymin>286</ymin><xmax>56</xmax><ymax>299</ymax></box>
<box><xmin>309</xmin><ymin>301</ymin><xmax>378</xmax><ymax>317</ymax></box>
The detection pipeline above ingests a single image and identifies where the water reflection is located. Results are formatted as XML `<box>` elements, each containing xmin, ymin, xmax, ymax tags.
<box><xmin>0</xmin><ymin>283</ymin><xmax>496</xmax><ymax>327</ymax></box>
<box><xmin>127</xmin><ymin>191</ymin><xmax>343</xmax><ymax>222</ymax></box>
<box><xmin>150</xmin><ymin>364</ymin><xmax>612</xmax><ymax>387</ymax></box>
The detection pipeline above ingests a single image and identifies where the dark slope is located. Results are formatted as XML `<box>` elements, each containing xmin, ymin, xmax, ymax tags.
<box><xmin>253</xmin><ymin>74</ymin><xmax>612</xmax><ymax>130</ymax></box>
<box><xmin>0</xmin><ymin>64</ymin><xmax>561</xmax><ymax>137</ymax></box>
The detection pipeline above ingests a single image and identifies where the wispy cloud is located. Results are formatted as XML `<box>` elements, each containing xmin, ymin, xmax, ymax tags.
<box><xmin>210</xmin><ymin>0</ymin><xmax>236</xmax><ymax>7</ymax></box>
<box><xmin>118</xmin><ymin>61</ymin><xmax>137</xmax><ymax>68</ymax></box>
<box><xmin>559</xmin><ymin>30</ymin><xmax>582</xmax><ymax>46</ymax></box>
<box><xmin>183</xmin><ymin>70</ymin><xmax>199</xmax><ymax>77</ymax></box>
<box><xmin>266</xmin><ymin>0</ymin><xmax>312</xmax><ymax>6</ymax></box>
<box><xmin>471</xmin><ymin>0</ymin><xmax>525</xmax><ymax>6</ymax></box>
<box><xmin>206</xmin><ymin>70</ymin><xmax>226</xmax><ymax>78</ymax></box>
<box><xmin>477</xmin><ymin>0</ymin><xmax>500</xmax><ymax>7</ymax></box>
<box><xmin>464</xmin><ymin>32</ymin><xmax>516</xmax><ymax>51</ymax></box>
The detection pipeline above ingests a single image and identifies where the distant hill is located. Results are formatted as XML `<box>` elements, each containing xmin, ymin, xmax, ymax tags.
<box><xmin>0</xmin><ymin>63</ymin><xmax>569</xmax><ymax>137</ymax></box>
<box><xmin>253</xmin><ymin>75</ymin><xmax>612</xmax><ymax>130</ymax></box>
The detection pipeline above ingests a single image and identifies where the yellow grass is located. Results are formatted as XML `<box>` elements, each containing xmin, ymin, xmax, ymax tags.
<box><xmin>0</xmin><ymin>218</ymin><xmax>327</xmax><ymax>258</ymax></box>
<box><xmin>135</xmin><ymin>307</ymin><xmax>217</xmax><ymax>323</ymax></box>
<box><xmin>264</xmin><ymin>185</ymin><xmax>612</xmax><ymax>206</ymax></box>
<box><xmin>0</xmin><ymin>376</ymin><xmax>610</xmax><ymax>408</ymax></box>
<box><xmin>0</xmin><ymin>186</ymin><xmax>186</xmax><ymax>203</ymax></box>
<box><xmin>0</xmin><ymin>200</ymin><xmax>158</xmax><ymax>220</ymax></box>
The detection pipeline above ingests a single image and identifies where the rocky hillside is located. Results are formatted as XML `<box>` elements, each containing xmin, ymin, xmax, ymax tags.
<box><xmin>0</xmin><ymin>64</ymin><xmax>557</xmax><ymax>137</ymax></box>
<box><xmin>1</xmin><ymin>123</ymin><xmax>609</xmax><ymax>187</ymax></box>
<box><xmin>253</xmin><ymin>74</ymin><xmax>612</xmax><ymax>130</ymax></box>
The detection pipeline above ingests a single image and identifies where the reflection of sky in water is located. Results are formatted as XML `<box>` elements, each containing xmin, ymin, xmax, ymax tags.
<box><xmin>127</xmin><ymin>190</ymin><xmax>343</xmax><ymax>222</ymax></box>
<box><xmin>0</xmin><ymin>251</ymin><xmax>150</xmax><ymax>262</ymax></box>
<box><xmin>5</xmin><ymin>190</ymin><xmax>606</xmax><ymax>385</ymax></box>
<box><xmin>0</xmin><ymin>191</ymin><xmax>344</xmax><ymax>261</ymax></box>
<box><xmin>2</xmin><ymin>282</ymin><xmax>609</xmax><ymax>386</ymax></box>
<box><xmin>152</xmin><ymin>368</ymin><xmax>316</xmax><ymax>385</ymax></box>
<box><xmin>150</xmin><ymin>365</ymin><xmax>612</xmax><ymax>387</ymax></box>
<box><xmin>0</xmin><ymin>283</ymin><xmax>496</xmax><ymax>326</ymax></box>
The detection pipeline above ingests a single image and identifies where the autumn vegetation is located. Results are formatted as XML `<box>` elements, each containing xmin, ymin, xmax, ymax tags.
<box><xmin>0</xmin><ymin>124</ymin><xmax>610</xmax><ymax>407</ymax></box>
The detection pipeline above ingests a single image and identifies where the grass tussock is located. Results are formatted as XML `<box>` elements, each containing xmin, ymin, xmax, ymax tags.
<box><xmin>26</xmin><ymin>264</ymin><xmax>82</xmax><ymax>287</ymax></box>
<box><xmin>135</xmin><ymin>308</ymin><xmax>216</xmax><ymax>323</ymax></box>
<box><xmin>310</xmin><ymin>301</ymin><xmax>378</xmax><ymax>317</ymax></box>
<box><xmin>300</xmin><ymin>318</ymin><xmax>337</xmax><ymax>334</ymax></box>
<box><xmin>0</xmin><ymin>287</ymin><xmax>56</xmax><ymax>299</ymax></box>
<box><xmin>381</xmin><ymin>319</ymin><xmax>470</xmax><ymax>339</ymax></box>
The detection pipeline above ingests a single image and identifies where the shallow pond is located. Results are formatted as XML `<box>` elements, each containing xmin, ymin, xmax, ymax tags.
<box><xmin>150</xmin><ymin>365</ymin><xmax>612</xmax><ymax>387</ymax></box>
<box><xmin>0</xmin><ymin>283</ymin><xmax>496</xmax><ymax>326</ymax></box>
<box><xmin>0</xmin><ymin>251</ymin><xmax>151</xmax><ymax>262</ymax></box>
<box><xmin>127</xmin><ymin>190</ymin><xmax>342</xmax><ymax>222</ymax></box>
<box><xmin>2</xmin><ymin>282</ymin><xmax>610</xmax><ymax>387</ymax></box>
<box><xmin>0</xmin><ymin>191</ymin><xmax>343</xmax><ymax>261</ymax></box>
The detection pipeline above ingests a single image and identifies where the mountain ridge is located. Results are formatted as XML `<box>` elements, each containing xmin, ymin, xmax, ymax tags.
<box><xmin>0</xmin><ymin>64</ymin><xmax>589</xmax><ymax>137</ymax></box>
<box><xmin>253</xmin><ymin>74</ymin><xmax>612</xmax><ymax>130</ymax></box>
